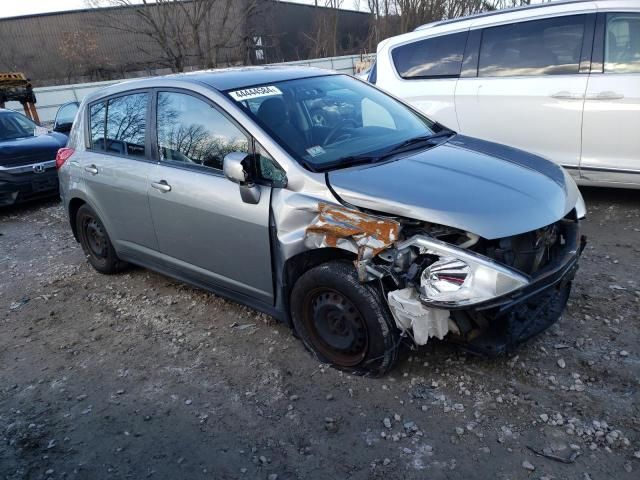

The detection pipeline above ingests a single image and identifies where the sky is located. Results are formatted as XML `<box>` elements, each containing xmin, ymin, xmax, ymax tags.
<box><xmin>0</xmin><ymin>0</ymin><xmax>361</xmax><ymax>19</ymax></box>
<box><xmin>0</xmin><ymin>0</ymin><xmax>88</xmax><ymax>18</ymax></box>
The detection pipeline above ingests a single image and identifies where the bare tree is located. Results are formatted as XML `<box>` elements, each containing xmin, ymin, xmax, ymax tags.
<box><xmin>303</xmin><ymin>0</ymin><xmax>344</xmax><ymax>58</ymax></box>
<box><xmin>58</xmin><ymin>30</ymin><xmax>110</xmax><ymax>83</ymax></box>
<box><xmin>86</xmin><ymin>0</ymin><xmax>260</xmax><ymax>72</ymax></box>
<box><xmin>363</xmin><ymin>0</ymin><xmax>533</xmax><ymax>52</ymax></box>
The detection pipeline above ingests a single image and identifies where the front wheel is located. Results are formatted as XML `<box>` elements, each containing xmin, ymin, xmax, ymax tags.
<box><xmin>290</xmin><ymin>261</ymin><xmax>400</xmax><ymax>376</ymax></box>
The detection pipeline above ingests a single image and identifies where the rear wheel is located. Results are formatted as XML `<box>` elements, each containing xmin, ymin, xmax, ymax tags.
<box><xmin>76</xmin><ymin>204</ymin><xmax>127</xmax><ymax>274</ymax></box>
<box><xmin>290</xmin><ymin>261</ymin><xmax>400</xmax><ymax>376</ymax></box>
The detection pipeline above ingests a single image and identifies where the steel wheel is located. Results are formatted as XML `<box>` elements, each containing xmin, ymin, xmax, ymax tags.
<box><xmin>83</xmin><ymin>217</ymin><xmax>107</xmax><ymax>259</ymax></box>
<box><xmin>301</xmin><ymin>287</ymin><xmax>368</xmax><ymax>367</ymax></box>
<box><xmin>75</xmin><ymin>204</ymin><xmax>127</xmax><ymax>274</ymax></box>
<box><xmin>290</xmin><ymin>261</ymin><xmax>400</xmax><ymax>375</ymax></box>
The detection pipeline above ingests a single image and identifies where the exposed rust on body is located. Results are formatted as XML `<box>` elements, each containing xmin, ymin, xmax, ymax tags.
<box><xmin>305</xmin><ymin>203</ymin><xmax>400</xmax><ymax>260</ymax></box>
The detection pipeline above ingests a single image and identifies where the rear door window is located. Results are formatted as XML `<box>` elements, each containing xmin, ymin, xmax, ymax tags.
<box><xmin>605</xmin><ymin>13</ymin><xmax>640</xmax><ymax>73</ymax></box>
<box><xmin>89</xmin><ymin>93</ymin><xmax>148</xmax><ymax>157</ymax></box>
<box><xmin>392</xmin><ymin>31</ymin><xmax>468</xmax><ymax>79</ymax></box>
<box><xmin>478</xmin><ymin>15</ymin><xmax>586</xmax><ymax>77</ymax></box>
<box><xmin>105</xmin><ymin>93</ymin><xmax>148</xmax><ymax>157</ymax></box>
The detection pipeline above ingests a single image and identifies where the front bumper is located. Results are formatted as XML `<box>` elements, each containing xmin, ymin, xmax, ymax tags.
<box><xmin>0</xmin><ymin>160</ymin><xmax>59</xmax><ymax>206</ymax></box>
<box><xmin>388</xmin><ymin>220</ymin><xmax>585</xmax><ymax>355</ymax></box>
<box><xmin>452</xmin><ymin>222</ymin><xmax>586</xmax><ymax>355</ymax></box>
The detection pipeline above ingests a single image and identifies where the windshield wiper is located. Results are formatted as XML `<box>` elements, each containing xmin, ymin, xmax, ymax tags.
<box><xmin>315</xmin><ymin>154</ymin><xmax>379</xmax><ymax>171</ymax></box>
<box><xmin>313</xmin><ymin>129</ymin><xmax>456</xmax><ymax>172</ymax></box>
<box><xmin>385</xmin><ymin>130</ymin><xmax>456</xmax><ymax>156</ymax></box>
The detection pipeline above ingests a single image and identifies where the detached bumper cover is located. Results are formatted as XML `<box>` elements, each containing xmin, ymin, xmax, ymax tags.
<box><xmin>455</xmin><ymin>222</ymin><xmax>586</xmax><ymax>356</ymax></box>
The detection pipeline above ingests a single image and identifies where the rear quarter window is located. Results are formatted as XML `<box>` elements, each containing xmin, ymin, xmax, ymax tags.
<box><xmin>89</xmin><ymin>102</ymin><xmax>106</xmax><ymax>151</ymax></box>
<box><xmin>605</xmin><ymin>13</ymin><xmax>640</xmax><ymax>73</ymax></box>
<box><xmin>391</xmin><ymin>31</ymin><xmax>468</xmax><ymax>79</ymax></box>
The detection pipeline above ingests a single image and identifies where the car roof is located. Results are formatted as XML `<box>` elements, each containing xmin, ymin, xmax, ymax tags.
<box><xmin>182</xmin><ymin>66</ymin><xmax>334</xmax><ymax>90</ymax></box>
<box><xmin>378</xmin><ymin>0</ymin><xmax>602</xmax><ymax>52</ymax></box>
<box><xmin>84</xmin><ymin>66</ymin><xmax>336</xmax><ymax>103</ymax></box>
<box><xmin>414</xmin><ymin>0</ymin><xmax>593</xmax><ymax>31</ymax></box>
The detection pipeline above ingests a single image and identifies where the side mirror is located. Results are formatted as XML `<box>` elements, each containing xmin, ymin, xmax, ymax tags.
<box><xmin>53</xmin><ymin>101</ymin><xmax>79</xmax><ymax>136</ymax></box>
<box><xmin>53</xmin><ymin>122</ymin><xmax>73</xmax><ymax>134</ymax></box>
<box><xmin>223</xmin><ymin>152</ymin><xmax>249</xmax><ymax>184</ymax></box>
<box><xmin>223</xmin><ymin>152</ymin><xmax>261</xmax><ymax>205</ymax></box>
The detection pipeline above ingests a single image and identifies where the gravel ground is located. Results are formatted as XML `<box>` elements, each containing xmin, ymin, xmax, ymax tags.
<box><xmin>1</xmin><ymin>187</ymin><xmax>639</xmax><ymax>480</ymax></box>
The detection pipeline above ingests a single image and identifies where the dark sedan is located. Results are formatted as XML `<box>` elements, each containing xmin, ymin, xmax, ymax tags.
<box><xmin>0</xmin><ymin>109</ymin><xmax>68</xmax><ymax>206</ymax></box>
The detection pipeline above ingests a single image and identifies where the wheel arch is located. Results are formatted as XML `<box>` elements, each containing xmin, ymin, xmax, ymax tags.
<box><xmin>280</xmin><ymin>247</ymin><xmax>356</xmax><ymax>326</ymax></box>
<box><xmin>68</xmin><ymin>197</ymin><xmax>87</xmax><ymax>241</ymax></box>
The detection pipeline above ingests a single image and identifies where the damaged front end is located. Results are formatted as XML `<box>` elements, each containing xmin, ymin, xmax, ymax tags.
<box><xmin>305</xmin><ymin>203</ymin><xmax>585</xmax><ymax>355</ymax></box>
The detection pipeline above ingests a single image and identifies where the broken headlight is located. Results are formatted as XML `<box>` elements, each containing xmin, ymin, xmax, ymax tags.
<box><xmin>420</xmin><ymin>256</ymin><xmax>529</xmax><ymax>306</ymax></box>
<box><xmin>397</xmin><ymin>235</ymin><xmax>529</xmax><ymax>307</ymax></box>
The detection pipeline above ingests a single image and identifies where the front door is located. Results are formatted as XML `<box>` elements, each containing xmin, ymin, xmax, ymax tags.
<box><xmin>147</xmin><ymin>90</ymin><xmax>274</xmax><ymax>304</ymax></box>
<box><xmin>454</xmin><ymin>13</ymin><xmax>594</xmax><ymax>175</ymax></box>
<box><xmin>581</xmin><ymin>12</ymin><xmax>640</xmax><ymax>185</ymax></box>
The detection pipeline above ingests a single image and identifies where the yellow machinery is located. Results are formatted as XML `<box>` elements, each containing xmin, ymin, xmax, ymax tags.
<box><xmin>0</xmin><ymin>72</ymin><xmax>40</xmax><ymax>123</ymax></box>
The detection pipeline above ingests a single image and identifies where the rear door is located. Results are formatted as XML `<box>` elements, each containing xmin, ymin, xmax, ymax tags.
<box><xmin>454</xmin><ymin>12</ymin><xmax>595</xmax><ymax>175</ymax></box>
<box><xmin>81</xmin><ymin>92</ymin><xmax>158</xmax><ymax>254</ymax></box>
<box><xmin>581</xmin><ymin>11</ymin><xmax>640</xmax><ymax>184</ymax></box>
<box><xmin>147</xmin><ymin>90</ymin><xmax>274</xmax><ymax>304</ymax></box>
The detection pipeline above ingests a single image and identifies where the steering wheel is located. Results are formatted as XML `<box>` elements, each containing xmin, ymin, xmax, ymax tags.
<box><xmin>322</xmin><ymin>119</ymin><xmax>358</xmax><ymax>146</ymax></box>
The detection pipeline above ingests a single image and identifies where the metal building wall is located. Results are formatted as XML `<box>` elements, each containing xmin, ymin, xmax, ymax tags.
<box><xmin>0</xmin><ymin>1</ymin><xmax>371</xmax><ymax>87</ymax></box>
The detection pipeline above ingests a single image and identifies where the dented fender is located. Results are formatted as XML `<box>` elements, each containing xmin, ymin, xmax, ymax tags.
<box><xmin>305</xmin><ymin>202</ymin><xmax>400</xmax><ymax>280</ymax></box>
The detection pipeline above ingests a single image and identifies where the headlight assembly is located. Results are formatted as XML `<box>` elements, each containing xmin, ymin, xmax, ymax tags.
<box><xmin>396</xmin><ymin>235</ymin><xmax>529</xmax><ymax>307</ymax></box>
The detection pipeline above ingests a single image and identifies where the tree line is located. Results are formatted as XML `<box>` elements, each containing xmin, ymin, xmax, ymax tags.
<box><xmin>89</xmin><ymin>0</ymin><xmax>537</xmax><ymax>73</ymax></box>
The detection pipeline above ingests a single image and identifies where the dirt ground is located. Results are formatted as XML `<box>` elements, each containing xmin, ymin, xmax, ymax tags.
<box><xmin>1</xmin><ymin>187</ymin><xmax>639</xmax><ymax>480</ymax></box>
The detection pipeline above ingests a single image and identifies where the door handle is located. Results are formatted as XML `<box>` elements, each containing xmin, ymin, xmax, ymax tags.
<box><xmin>84</xmin><ymin>164</ymin><xmax>98</xmax><ymax>175</ymax></box>
<box><xmin>585</xmin><ymin>91</ymin><xmax>624</xmax><ymax>100</ymax></box>
<box><xmin>151</xmin><ymin>180</ymin><xmax>171</xmax><ymax>193</ymax></box>
<box><xmin>550</xmin><ymin>91</ymin><xmax>584</xmax><ymax>100</ymax></box>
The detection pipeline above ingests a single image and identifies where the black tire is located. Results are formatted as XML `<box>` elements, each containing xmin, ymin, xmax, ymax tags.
<box><xmin>290</xmin><ymin>261</ymin><xmax>400</xmax><ymax>376</ymax></box>
<box><xmin>76</xmin><ymin>204</ymin><xmax>127</xmax><ymax>274</ymax></box>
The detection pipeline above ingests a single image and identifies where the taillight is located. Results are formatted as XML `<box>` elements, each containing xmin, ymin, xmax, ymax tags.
<box><xmin>55</xmin><ymin>148</ymin><xmax>74</xmax><ymax>170</ymax></box>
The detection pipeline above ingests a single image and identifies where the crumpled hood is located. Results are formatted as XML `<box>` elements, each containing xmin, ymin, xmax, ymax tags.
<box><xmin>327</xmin><ymin>135</ymin><xmax>582</xmax><ymax>240</ymax></box>
<box><xmin>0</xmin><ymin>132</ymin><xmax>67</xmax><ymax>168</ymax></box>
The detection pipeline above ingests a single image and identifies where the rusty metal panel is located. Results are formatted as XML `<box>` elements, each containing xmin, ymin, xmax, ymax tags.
<box><xmin>305</xmin><ymin>202</ymin><xmax>400</xmax><ymax>260</ymax></box>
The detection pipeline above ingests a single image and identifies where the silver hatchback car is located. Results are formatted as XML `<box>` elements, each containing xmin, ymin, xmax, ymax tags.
<box><xmin>57</xmin><ymin>67</ymin><xmax>586</xmax><ymax>375</ymax></box>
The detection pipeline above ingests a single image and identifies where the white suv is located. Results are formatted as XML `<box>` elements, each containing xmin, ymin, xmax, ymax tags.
<box><xmin>371</xmin><ymin>0</ymin><xmax>640</xmax><ymax>188</ymax></box>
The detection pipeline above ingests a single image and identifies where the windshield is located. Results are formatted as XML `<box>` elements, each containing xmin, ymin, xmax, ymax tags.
<box><xmin>0</xmin><ymin>112</ymin><xmax>38</xmax><ymax>141</ymax></box>
<box><xmin>226</xmin><ymin>75</ymin><xmax>446</xmax><ymax>171</ymax></box>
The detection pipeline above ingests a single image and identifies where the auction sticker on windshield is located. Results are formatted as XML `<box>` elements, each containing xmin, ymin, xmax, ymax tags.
<box><xmin>229</xmin><ymin>86</ymin><xmax>283</xmax><ymax>101</ymax></box>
